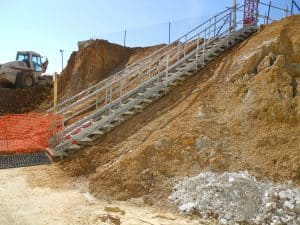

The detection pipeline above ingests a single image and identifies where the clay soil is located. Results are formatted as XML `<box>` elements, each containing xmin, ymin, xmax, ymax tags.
<box><xmin>0</xmin><ymin>86</ymin><xmax>51</xmax><ymax>114</ymax></box>
<box><xmin>61</xmin><ymin>16</ymin><xmax>300</xmax><ymax>208</ymax></box>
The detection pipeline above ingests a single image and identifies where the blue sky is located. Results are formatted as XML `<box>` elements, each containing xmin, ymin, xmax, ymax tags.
<box><xmin>0</xmin><ymin>0</ymin><xmax>294</xmax><ymax>74</ymax></box>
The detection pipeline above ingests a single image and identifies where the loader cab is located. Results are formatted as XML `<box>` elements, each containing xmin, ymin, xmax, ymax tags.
<box><xmin>16</xmin><ymin>51</ymin><xmax>43</xmax><ymax>72</ymax></box>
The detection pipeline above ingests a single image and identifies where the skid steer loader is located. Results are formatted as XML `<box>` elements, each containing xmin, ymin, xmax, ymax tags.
<box><xmin>0</xmin><ymin>51</ymin><xmax>49</xmax><ymax>88</ymax></box>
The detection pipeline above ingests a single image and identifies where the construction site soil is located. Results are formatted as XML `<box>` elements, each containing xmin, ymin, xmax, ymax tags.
<box><xmin>0</xmin><ymin>86</ymin><xmax>51</xmax><ymax>114</ymax></box>
<box><xmin>60</xmin><ymin>16</ymin><xmax>300</xmax><ymax>209</ymax></box>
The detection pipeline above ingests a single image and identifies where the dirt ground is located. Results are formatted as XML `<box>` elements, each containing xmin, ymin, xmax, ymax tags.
<box><xmin>0</xmin><ymin>86</ymin><xmax>51</xmax><ymax>114</ymax></box>
<box><xmin>0</xmin><ymin>165</ymin><xmax>206</xmax><ymax>225</ymax></box>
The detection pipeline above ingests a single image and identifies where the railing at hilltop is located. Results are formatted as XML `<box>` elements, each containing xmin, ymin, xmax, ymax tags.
<box><xmin>291</xmin><ymin>0</ymin><xmax>300</xmax><ymax>14</ymax></box>
<box><xmin>48</xmin><ymin>1</ymin><xmax>296</xmax><ymax>150</ymax></box>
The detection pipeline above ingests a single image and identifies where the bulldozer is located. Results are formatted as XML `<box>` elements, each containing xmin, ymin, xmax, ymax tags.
<box><xmin>0</xmin><ymin>51</ymin><xmax>49</xmax><ymax>88</ymax></box>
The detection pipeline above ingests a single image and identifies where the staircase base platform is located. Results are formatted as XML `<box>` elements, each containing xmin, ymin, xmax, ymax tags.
<box><xmin>0</xmin><ymin>152</ymin><xmax>52</xmax><ymax>169</ymax></box>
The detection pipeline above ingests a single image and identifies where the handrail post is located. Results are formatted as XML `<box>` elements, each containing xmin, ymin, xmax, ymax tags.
<box><xmin>96</xmin><ymin>83</ymin><xmax>99</xmax><ymax>110</ymax></box>
<box><xmin>148</xmin><ymin>58</ymin><xmax>151</xmax><ymax>79</ymax></box>
<box><xmin>157</xmin><ymin>59</ymin><xmax>160</xmax><ymax>82</ymax></box>
<box><xmin>166</xmin><ymin>55</ymin><xmax>169</xmax><ymax>81</ymax></box>
<box><xmin>209</xmin><ymin>18</ymin><xmax>211</xmax><ymax>39</ymax></box>
<box><xmin>202</xmin><ymin>29</ymin><xmax>206</xmax><ymax>65</ymax></box>
<box><xmin>109</xmin><ymin>85</ymin><xmax>112</xmax><ymax>111</ymax></box>
<box><xmin>119</xmin><ymin>78</ymin><xmax>123</xmax><ymax>111</ymax></box>
<box><xmin>184</xmin><ymin>35</ymin><xmax>187</xmax><ymax>64</ymax></box>
<box><xmin>267</xmin><ymin>1</ymin><xmax>271</xmax><ymax>24</ymax></box>
<box><xmin>229</xmin><ymin>12</ymin><xmax>232</xmax><ymax>33</ymax></box>
<box><xmin>214</xmin><ymin>16</ymin><xmax>217</xmax><ymax>37</ymax></box>
<box><xmin>233</xmin><ymin>0</ymin><xmax>237</xmax><ymax>31</ymax></box>
<box><xmin>177</xmin><ymin>41</ymin><xmax>180</xmax><ymax>62</ymax></box>
<box><xmin>196</xmin><ymin>35</ymin><xmax>200</xmax><ymax>70</ymax></box>
<box><xmin>60</xmin><ymin>114</ymin><xmax>65</xmax><ymax>145</ymax></box>
<box><xmin>105</xmin><ymin>80</ymin><xmax>108</xmax><ymax>106</ymax></box>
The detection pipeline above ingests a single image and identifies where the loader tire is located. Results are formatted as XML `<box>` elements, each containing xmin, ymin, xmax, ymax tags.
<box><xmin>16</xmin><ymin>72</ymin><xmax>34</xmax><ymax>88</ymax></box>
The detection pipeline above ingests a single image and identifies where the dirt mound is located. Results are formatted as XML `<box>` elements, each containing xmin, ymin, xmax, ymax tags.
<box><xmin>58</xmin><ymin>39</ymin><xmax>163</xmax><ymax>99</ymax></box>
<box><xmin>62</xmin><ymin>16</ymin><xmax>300</xmax><ymax>205</ymax></box>
<box><xmin>0</xmin><ymin>86</ymin><xmax>51</xmax><ymax>114</ymax></box>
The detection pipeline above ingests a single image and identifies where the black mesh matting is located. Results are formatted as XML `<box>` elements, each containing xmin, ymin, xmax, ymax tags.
<box><xmin>0</xmin><ymin>152</ymin><xmax>52</xmax><ymax>169</ymax></box>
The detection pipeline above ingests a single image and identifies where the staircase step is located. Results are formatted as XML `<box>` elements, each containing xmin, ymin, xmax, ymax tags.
<box><xmin>168</xmin><ymin>82</ymin><xmax>178</xmax><ymax>87</ymax></box>
<box><xmin>113</xmin><ymin>117</ymin><xmax>124</xmax><ymax>122</ymax></box>
<box><xmin>184</xmin><ymin>71</ymin><xmax>193</xmax><ymax>76</ymax></box>
<box><xmin>80</xmin><ymin>137</ymin><xmax>93</xmax><ymax>142</ymax></box>
<box><xmin>123</xmin><ymin>111</ymin><xmax>135</xmax><ymax>115</ymax></box>
<box><xmin>68</xmin><ymin>144</ymin><xmax>81</xmax><ymax>150</ymax></box>
<box><xmin>142</xmin><ymin>99</ymin><xmax>152</xmax><ymax>103</ymax></box>
<box><xmin>134</xmin><ymin>105</ymin><xmax>144</xmax><ymax>109</ymax></box>
<box><xmin>92</xmin><ymin>129</ymin><xmax>104</xmax><ymax>135</ymax></box>
<box><xmin>104</xmin><ymin>123</ymin><xmax>114</xmax><ymax>128</ymax></box>
<box><xmin>151</xmin><ymin>93</ymin><xmax>162</xmax><ymax>97</ymax></box>
<box><xmin>177</xmin><ymin>77</ymin><xmax>186</xmax><ymax>81</ymax></box>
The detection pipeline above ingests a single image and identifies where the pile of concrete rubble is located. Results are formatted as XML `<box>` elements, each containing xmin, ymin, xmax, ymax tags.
<box><xmin>169</xmin><ymin>171</ymin><xmax>300</xmax><ymax>225</ymax></box>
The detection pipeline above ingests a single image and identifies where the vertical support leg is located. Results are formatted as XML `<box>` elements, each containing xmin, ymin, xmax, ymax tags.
<box><xmin>96</xmin><ymin>83</ymin><xmax>99</xmax><ymax>110</ymax></box>
<box><xmin>196</xmin><ymin>35</ymin><xmax>200</xmax><ymax>71</ymax></box>
<box><xmin>148</xmin><ymin>58</ymin><xmax>151</xmax><ymax>79</ymax></box>
<box><xmin>202</xmin><ymin>29</ymin><xmax>206</xmax><ymax>65</ymax></box>
<box><xmin>184</xmin><ymin>35</ymin><xmax>187</xmax><ymax>64</ymax></box>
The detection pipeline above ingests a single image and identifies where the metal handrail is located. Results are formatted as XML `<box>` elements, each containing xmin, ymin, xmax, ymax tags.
<box><xmin>49</xmin><ymin>5</ymin><xmax>241</xmax><ymax>112</ymax></box>
<box><xmin>55</xmin><ymin>16</ymin><xmax>233</xmax><ymax>117</ymax></box>
<box><xmin>56</xmin><ymin>18</ymin><xmax>244</xmax><ymax>139</ymax></box>
<box><xmin>51</xmin><ymin>1</ymin><xmax>291</xmax><ymax>150</ymax></box>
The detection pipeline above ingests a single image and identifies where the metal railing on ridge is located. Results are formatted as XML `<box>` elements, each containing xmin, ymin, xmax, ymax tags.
<box><xmin>50</xmin><ymin>5</ymin><xmax>242</xmax><ymax>114</ymax></box>
<box><xmin>48</xmin><ymin>1</ymin><xmax>296</xmax><ymax>152</ymax></box>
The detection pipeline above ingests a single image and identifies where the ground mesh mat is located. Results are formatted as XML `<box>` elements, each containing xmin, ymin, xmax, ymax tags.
<box><xmin>0</xmin><ymin>152</ymin><xmax>52</xmax><ymax>169</ymax></box>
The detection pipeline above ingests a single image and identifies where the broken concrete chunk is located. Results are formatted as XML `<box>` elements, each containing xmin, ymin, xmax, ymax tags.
<box><xmin>170</xmin><ymin>171</ymin><xmax>300</xmax><ymax>225</ymax></box>
<box><xmin>284</xmin><ymin>201</ymin><xmax>295</xmax><ymax>210</ymax></box>
<box><xmin>279</xmin><ymin>190</ymin><xmax>289</xmax><ymax>200</ymax></box>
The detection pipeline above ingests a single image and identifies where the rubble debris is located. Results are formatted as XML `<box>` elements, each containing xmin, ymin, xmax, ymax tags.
<box><xmin>170</xmin><ymin>171</ymin><xmax>300</xmax><ymax>225</ymax></box>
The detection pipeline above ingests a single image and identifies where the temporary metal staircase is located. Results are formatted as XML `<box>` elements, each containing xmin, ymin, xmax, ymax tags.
<box><xmin>49</xmin><ymin>4</ymin><xmax>258</xmax><ymax>157</ymax></box>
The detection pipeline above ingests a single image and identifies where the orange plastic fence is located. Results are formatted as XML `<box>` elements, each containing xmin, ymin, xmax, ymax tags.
<box><xmin>0</xmin><ymin>113</ymin><xmax>59</xmax><ymax>154</ymax></box>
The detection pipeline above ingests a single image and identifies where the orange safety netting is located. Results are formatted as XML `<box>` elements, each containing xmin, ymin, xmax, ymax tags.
<box><xmin>0</xmin><ymin>113</ymin><xmax>59</xmax><ymax>154</ymax></box>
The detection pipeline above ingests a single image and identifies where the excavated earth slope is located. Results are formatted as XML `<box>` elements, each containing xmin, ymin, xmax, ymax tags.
<box><xmin>0</xmin><ymin>86</ymin><xmax>51</xmax><ymax>114</ymax></box>
<box><xmin>61</xmin><ymin>16</ymin><xmax>300</xmax><ymax>208</ymax></box>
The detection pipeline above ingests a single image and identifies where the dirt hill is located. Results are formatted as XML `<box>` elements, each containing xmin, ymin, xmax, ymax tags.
<box><xmin>0</xmin><ymin>86</ymin><xmax>51</xmax><ymax>114</ymax></box>
<box><xmin>58</xmin><ymin>39</ymin><xmax>164</xmax><ymax>100</ymax></box>
<box><xmin>61</xmin><ymin>15</ymin><xmax>300</xmax><ymax>206</ymax></box>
